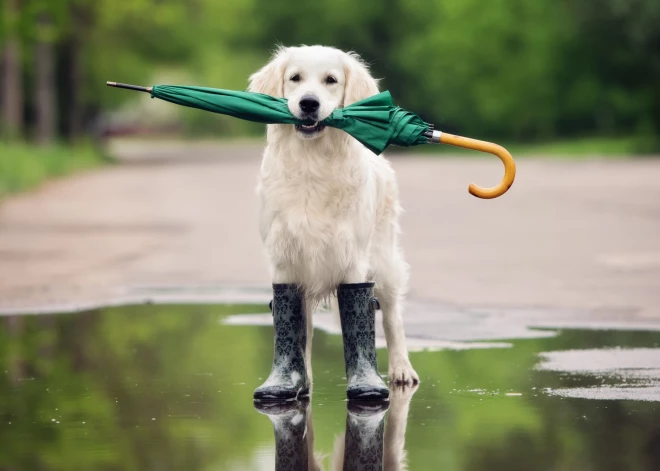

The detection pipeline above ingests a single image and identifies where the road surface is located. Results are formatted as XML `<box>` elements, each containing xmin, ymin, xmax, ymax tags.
<box><xmin>1</xmin><ymin>141</ymin><xmax>659</xmax><ymax>323</ymax></box>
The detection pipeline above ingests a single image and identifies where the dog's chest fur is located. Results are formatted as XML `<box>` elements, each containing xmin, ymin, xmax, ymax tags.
<box><xmin>258</xmin><ymin>144</ymin><xmax>376</xmax><ymax>288</ymax></box>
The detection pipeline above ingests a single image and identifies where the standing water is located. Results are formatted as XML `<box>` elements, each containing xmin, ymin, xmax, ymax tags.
<box><xmin>1</xmin><ymin>304</ymin><xmax>659</xmax><ymax>470</ymax></box>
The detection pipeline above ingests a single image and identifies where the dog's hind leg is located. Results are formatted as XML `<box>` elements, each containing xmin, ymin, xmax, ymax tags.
<box><xmin>337</xmin><ymin>281</ymin><xmax>390</xmax><ymax>400</ymax></box>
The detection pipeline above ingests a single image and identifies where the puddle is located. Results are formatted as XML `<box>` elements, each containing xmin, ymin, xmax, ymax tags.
<box><xmin>1</xmin><ymin>304</ymin><xmax>660</xmax><ymax>470</ymax></box>
<box><xmin>537</xmin><ymin>348</ymin><xmax>660</xmax><ymax>402</ymax></box>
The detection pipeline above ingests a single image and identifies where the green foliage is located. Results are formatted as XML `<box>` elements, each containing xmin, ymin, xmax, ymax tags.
<box><xmin>0</xmin><ymin>141</ymin><xmax>104</xmax><ymax>198</ymax></box>
<box><xmin>398</xmin><ymin>135</ymin><xmax>653</xmax><ymax>157</ymax></box>
<box><xmin>397</xmin><ymin>0</ymin><xmax>568</xmax><ymax>139</ymax></box>
<box><xmin>1</xmin><ymin>0</ymin><xmax>659</xmax><ymax>148</ymax></box>
<box><xmin>241</xmin><ymin>0</ymin><xmax>659</xmax><ymax>146</ymax></box>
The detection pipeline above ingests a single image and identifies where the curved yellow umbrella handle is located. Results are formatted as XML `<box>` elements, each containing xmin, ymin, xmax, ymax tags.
<box><xmin>430</xmin><ymin>131</ymin><xmax>516</xmax><ymax>199</ymax></box>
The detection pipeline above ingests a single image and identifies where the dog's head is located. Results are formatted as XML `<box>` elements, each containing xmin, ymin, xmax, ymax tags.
<box><xmin>248</xmin><ymin>45</ymin><xmax>379</xmax><ymax>140</ymax></box>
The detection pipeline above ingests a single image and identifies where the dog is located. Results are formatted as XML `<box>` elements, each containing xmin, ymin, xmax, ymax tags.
<box><xmin>248</xmin><ymin>45</ymin><xmax>419</xmax><ymax>385</ymax></box>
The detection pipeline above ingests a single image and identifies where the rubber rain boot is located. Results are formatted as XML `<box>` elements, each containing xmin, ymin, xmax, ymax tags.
<box><xmin>342</xmin><ymin>401</ymin><xmax>389</xmax><ymax>471</ymax></box>
<box><xmin>254</xmin><ymin>399</ymin><xmax>310</xmax><ymax>471</ymax></box>
<box><xmin>254</xmin><ymin>284</ymin><xmax>309</xmax><ymax>402</ymax></box>
<box><xmin>338</xmin><ymin>282</ymin><xmax>390</xmax><ymax>401</ymax></box>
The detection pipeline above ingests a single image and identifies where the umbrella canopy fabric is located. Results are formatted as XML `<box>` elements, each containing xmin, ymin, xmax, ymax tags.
<box><xmin>323</xmin><ymin>91</ymin><xmax>430</xmax><ymax>154</ymax></box>
<box><xmin>150</xmin><ymin>85</ymin><xmax>431</xmax><ymax>154</ymax></box>
<box><xmin>151</xmin><ymin>85</ymin><xmax>298</xmax><ymax>125</ymax></box>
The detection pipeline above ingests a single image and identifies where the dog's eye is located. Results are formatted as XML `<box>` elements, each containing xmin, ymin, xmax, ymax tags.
<box><xmin>290</xmin><ymin>74</ymin><xmax>301</xmax><ymax>82</ymax></box>
<box><xmin>326</xmin><ymin>76</ymin><xmax>337</xmax><ymax>84</ymax></box>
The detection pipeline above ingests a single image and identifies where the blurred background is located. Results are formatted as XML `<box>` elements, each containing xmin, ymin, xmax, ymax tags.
<box><xmin>1</xmin><ymin>0</ymin><xmax>660</xmax><ymax>196</ymax></box>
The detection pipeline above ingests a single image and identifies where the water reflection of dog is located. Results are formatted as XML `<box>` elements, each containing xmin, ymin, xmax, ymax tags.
<box><xmin>254</xmin><ymin>385</ymin><xmax>416</xmax><ymax>470</ymax></box>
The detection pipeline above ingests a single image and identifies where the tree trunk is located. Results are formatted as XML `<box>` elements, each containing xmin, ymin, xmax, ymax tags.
<box><xmin>1</xmin><ymin>0</ymin><xmax>23</xmax><ymax>138</ymax></box>
<box><xmin>34</xmin><ymin>12</ymin><xmax>57</xmax><ymax>145</ymax></box>
<box><xmin>66</xmin><ymin>35</ymin><xmax>84</xmax><ymax>141</ymax></box>
<box><xmin>67</xmin><ymin>2</ymin><xmax>96</xmax><ymax>142</ymax></box>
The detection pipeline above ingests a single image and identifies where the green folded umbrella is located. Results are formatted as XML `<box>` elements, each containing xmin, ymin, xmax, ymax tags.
<box><xmin>106</xmin><ymin>81</ymin><xmax>515</xmax><ymax>199</ymax></box>
<box><xmin>107</xmin><ymin>82</ymin><xmax>430</xmax><ymax>155</ymax></box>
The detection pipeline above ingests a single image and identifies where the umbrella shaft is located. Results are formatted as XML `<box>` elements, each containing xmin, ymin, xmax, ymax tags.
<box><xmin>106</xmin><ymin>82</ymin><xmax>152</xmax><ymax>93</ymax></box>
<box><xmin>425</xmin><ymin>130</ymin><xmax>443</xmax><ymax>143</ymax></box>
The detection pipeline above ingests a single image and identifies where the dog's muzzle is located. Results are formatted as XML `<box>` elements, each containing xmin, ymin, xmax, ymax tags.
<box><xmin>295</xmin><ymin>121</ymin><xmax>326</xmax><ymax>134</ymax></box>
<box><xmin>296</xmin><ymin>95</ymin><xmax>325</xmax><ymax>135</ymax></box>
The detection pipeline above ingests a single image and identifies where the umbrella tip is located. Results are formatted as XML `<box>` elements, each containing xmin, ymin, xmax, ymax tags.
<box><xmin>105</xmin><ymin>82</ymin><xmax>152</xmax><ymax>93</ymax></box>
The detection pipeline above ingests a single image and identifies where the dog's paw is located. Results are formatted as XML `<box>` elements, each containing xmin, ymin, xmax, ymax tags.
<box><xmin>389</xmin><ymin>379</ymin><xmax>419</xmax><ymax>403</ymax></box>
<box><xmin>388</xmin><ymin>358</ymin><xmax>420</xmax><ymax>386</ymax></box>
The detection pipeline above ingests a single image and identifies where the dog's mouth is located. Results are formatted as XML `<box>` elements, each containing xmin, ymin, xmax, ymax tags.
<box><xmin>295</xmin><ymin>121</ymin><xmax>326</xmax><ymax>135</ymax></box>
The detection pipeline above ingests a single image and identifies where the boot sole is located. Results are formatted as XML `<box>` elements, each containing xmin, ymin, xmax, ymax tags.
<box><xmin>347</xmin><ymin>399</ymin><xmax>390</xmax><ymax>414</ymax></box>
<box><xmin>254</xmin><ymin>397</ymin><xmax>310</xmax><ymax>414</ymax></box>
<box><xmin>253</xmin><ymin>386</ymin><xmax>309</xmax><ymax>403</ymax></box>
<box><xmin>347</xmin><ymin>388</ymin><xmax>390</xmax><ymax>401</ymax></box>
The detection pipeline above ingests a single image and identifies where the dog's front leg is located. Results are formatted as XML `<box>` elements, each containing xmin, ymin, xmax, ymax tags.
<box><xmin>252</xmin><ymin>243</ymin><xmax>314</xmax><ymax>401</ymax></box>
<box><xmin>337</xmin><ymin>265</ymin><xmax>391</xmax><ymax>400</ymax></box>
<box><xmin>270</xmin><ymin>262</ymin><xmax>317</xmax><ymax>387</ymax></box>
<box><xmin>375</xmin><ymin>288</ymin><xmax>419</xmax><ymax>385</ymax></box>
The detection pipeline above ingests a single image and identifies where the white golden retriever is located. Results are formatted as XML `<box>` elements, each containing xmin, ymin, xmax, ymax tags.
<box><xmin>249</xmin><ymin>45</ymin><xmax>418</xmax><ymax>385</ymax></box>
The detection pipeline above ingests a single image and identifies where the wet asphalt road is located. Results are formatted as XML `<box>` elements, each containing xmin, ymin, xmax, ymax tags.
<box><xmin>1</xmin><ymin>140</ymin><xmax>659</xmax><ymax>321</ymax></box>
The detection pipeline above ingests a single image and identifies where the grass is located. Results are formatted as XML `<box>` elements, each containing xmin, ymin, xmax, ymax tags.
<box><xmin>506</xmin><ymin>135</ymin><xmax>655</xmax><ymax>157</ymax></box>
<box><xmin>0</xmin><ymin>141</ymin><xmax>107</xmax><ymax>199</ymax></box>
<box><xmin>396</xmin><ymin>135</ymin><xmax>658</xmax><ymax>158</ymax></box>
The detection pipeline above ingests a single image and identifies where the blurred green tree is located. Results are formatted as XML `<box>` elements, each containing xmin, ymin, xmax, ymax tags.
<box><xmin>1</xmin><ymin>0</ymin><xmax>24</xmax><ymax>139</ymax></box>
<box><xmin>0</xmin><ymin>0</ymin><xmax>658</xmax><ymax>148</ymax></box>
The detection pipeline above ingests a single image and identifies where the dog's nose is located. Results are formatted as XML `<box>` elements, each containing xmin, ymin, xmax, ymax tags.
<box><xmin>299</xmin><ymin>95</ymin><xmax>320</xmax><ymax>114</ymax></box>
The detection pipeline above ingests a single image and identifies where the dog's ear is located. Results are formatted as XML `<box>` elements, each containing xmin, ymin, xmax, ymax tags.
<box><xmin>248</xmin><ymin>47</ymin><xmax>287</xmax><ymax>97</ymax></box>
<box><xmin>343</xmin><ymin>52</ymin><xmax>380</xmax><ymax>106</ymax></box>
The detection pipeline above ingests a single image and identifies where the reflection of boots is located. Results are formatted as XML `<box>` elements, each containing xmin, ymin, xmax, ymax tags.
<box><xmin>254</xmin><ymin>284</ymin><xmax>309</xmax><ymax>402</ymax></box>
<box><xmin>343</xmin><ymin>401</ymin><xmax>389</xmax><ymax>471</ymax></box>
<box><xmin>254</xmin><ymin>400</ymin><xmax>309</xmax><ymax>471</ymax></box>
<box><xmin>338</xmin><ymin>282</ymin><xmax>390</xmax><ymax>401</ymax></box>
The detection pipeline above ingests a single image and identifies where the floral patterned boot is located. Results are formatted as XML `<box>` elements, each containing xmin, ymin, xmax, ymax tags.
<box><xmin>338</xmin><ymin>282</ymin><xmax>390</xmax><ymax>401</ymax></box>
<box><xmin>254</xmin><ymin>400</ymin><xmax>310</xmax><ymax>471</ymax></box>
<box><xmin>343</xmin><ymin>401</ymin><xmax>389</xmax><ymax>471</ymax></box>
<box><xmin>254</xmin><ymin>284</ymin><xmax>309</xmax><ymax>402</ymax></box>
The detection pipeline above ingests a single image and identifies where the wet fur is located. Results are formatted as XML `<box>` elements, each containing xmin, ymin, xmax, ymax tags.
<box><xmin>249</xmin><ymin>45</ymin><xmax>419</xmax><ymax>385</ymax></box>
